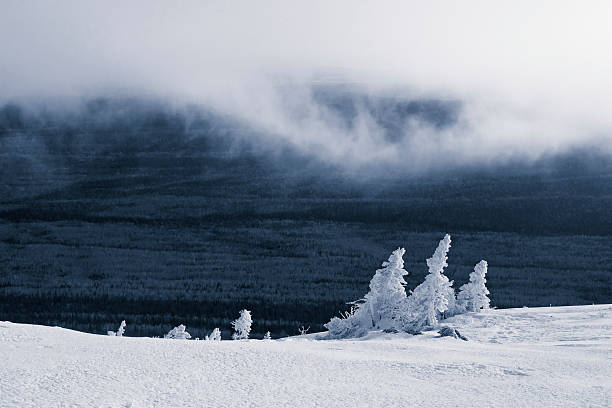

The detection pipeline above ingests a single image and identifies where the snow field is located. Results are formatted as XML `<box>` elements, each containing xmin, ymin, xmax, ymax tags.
<box><xmin>1</xmin><ymin>304</ymin><xmax>610</xmax><ymax>407</ymax></box>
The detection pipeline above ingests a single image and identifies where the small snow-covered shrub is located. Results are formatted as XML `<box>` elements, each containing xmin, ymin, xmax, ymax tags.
<box><xmin>325</xmin><ymin>312</ymin><xmax>369</xmax><ymax>339</ymax></box>
<box><xmin>457</xmin><ymin>260</ymin><xmax>490</xmax><ymax>313</ymax></box>
<box><xmin>107</xmin><ymin>320</ymin><xmax>126</xmax><ymax>336</ymax></box>
<box><xmin>165</xmin><ymin>324</ymin><xmax>191</xmax><ymax>340</ymax></box>
<box><xmin>205</xmin><ymin>328</ymin><xmax>222</xmax><ymax>341</ymax></box>
<box><xmin>263</xmin><ymin>331</ymin><xmax>272</xmax><ymax>340</ymax></box>
<box><xmin>232</xmin><ymin>309</ymin><xmax>252</xmax><ymax>340</ymax></box>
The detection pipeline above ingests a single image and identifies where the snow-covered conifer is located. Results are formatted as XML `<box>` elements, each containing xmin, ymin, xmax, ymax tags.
<box><xmin>205</xmin><ymin>327</ymin><xmax>222</xmax><ymax>341</ymax></box>
<box><xmin>457</xmin><ymin>260</ymin><xmax>490</xmax><ymax>312</ymax></box>
<box><xmin>116</xmin><ymin>320</ymin><xmax>126</xmax><ymax>337</ymax></box>
<box><xmin>363</xmin><ymin>247</ymin><xmax>410</xmax><ymax>329</ymax></box>
<box><xmin>165</xmin><ymin>324</ymin><xmax>191</xmax><ymax>340</ymax></box>
<box><xmin>263</xmin><ymin>331</ymin><xmax>271</xmax><ymax>340</ymax></box>
<box><xmin>325</xmin><ymin>248</ymin><xmax>410</xmax><ymax>338</ymax></box>
<box><xmin>403</xmin><ymin>234</ymin><xmax>456</xmax><ymax>331</ymax></box>
<box><xmin>232</xmin><ymin>309</ymin><xmax>252</xmax><ymax>340</ymax></box>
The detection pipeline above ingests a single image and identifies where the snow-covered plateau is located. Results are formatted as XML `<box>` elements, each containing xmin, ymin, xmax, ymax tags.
<box><xmin>1</xmin><ymin>305</ymin><xmax>611</xmax><ymax>407</ymax></box>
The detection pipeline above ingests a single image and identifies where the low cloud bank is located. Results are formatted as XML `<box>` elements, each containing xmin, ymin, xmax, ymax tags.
<box><xmin>1</xmin><ymin>1</ymin><xmax>611</xmax><ymax>173</ymax></box>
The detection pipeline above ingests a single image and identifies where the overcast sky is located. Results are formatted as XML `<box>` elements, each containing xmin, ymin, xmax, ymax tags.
<box><xmin>2</xmin><ymin>1</ymin><xmax>611</xmax><ymax>170</ymax></box>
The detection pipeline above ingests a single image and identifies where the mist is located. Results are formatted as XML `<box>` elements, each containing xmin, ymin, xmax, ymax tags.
<box><xmin>2</xmin><ymin>0</ymin><xmax>612</xmax><ymax>173</ymax></box>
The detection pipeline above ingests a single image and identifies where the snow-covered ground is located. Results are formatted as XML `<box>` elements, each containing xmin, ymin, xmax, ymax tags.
<box><xmin>1</xmin><ymin>305</ymin><xmax>611</xmax><ymax>407</ymax></box>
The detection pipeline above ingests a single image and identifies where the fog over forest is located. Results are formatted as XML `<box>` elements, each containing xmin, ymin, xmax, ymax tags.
<box><xmin>2</xmin><ymin>1</ymin><xmax>612</xmax><ymax>174</ymax></box>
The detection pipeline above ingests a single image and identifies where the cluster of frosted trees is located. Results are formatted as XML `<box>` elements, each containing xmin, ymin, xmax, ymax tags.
<box><xmin>325</xmin><ymin>234</ymin><xmax>491</xmax><ymax>339</ymax></box>
<box><xmin>107</xmin><ymin>234</ymin><xmax>489</xmax><ymax>341</ymax></box>
<box><xmin>109</xmin><ymin>309</ymin><xmax>260</xmax><ymax>341</ymax></box>
<box><xmin>165</xmin><ymin>309</ymin><xmax>256</xmax><ymax>340</ymax></box>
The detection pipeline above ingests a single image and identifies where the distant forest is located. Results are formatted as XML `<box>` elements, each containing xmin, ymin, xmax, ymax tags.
<box><xmin>1</xmin><ymin>96</ymin><xmax>611</xmax><ymax>338</ymax></box>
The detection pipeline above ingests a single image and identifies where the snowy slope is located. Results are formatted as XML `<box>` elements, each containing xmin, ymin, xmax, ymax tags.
<box><xmin>1</xmin><ymin>305</ymin><xmax>611</xmax><ymax>407</ymax></box>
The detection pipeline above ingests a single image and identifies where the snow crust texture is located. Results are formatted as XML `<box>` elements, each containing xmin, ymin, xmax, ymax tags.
<box><xmin>1</xmin><ymin>305</ymin><xmax>611</xmax><ymax>407</ymax></box>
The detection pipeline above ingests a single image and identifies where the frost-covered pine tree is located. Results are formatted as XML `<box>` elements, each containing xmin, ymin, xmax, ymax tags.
<box><xmin>263</xmin><ymin>331</ymin><xmax>271</xmax><ymax>340</ymax></box>
<box><xmin>403</xmin><ymin>234</ymin><xmax>456</xmax><ymax>331</ymax></box>
<box><xmin>116</xmin><ymin>320</ymin><xmax>126</xmax><ymax>337</ymax></box>
<box><xmin>232</xmin><ymin>309</ymin><xmax>252</xmax><ymax>340</ymax></box>
<box><xmin>165</xmin><ymin>324</ymin><xmax>191</xmax><ymax>339</ymax></box>
<box><xmin>457</xmin><ymin>260</ymin><xmax>490</xmax><ymax>312</ymax></box>
<box><xmin>324</xmin><ymin>248</ymin><xmax>410</xmax><ymax>338</ymax></box>
<box><xmin>205</xmin><ymin>327</ymin><xmax>222</xmax><ymax>341</ymax></box>
<box><xmin>363</xmin><ymin>247</ymin><xmax>410</xmax><ymax>329</ymax></box>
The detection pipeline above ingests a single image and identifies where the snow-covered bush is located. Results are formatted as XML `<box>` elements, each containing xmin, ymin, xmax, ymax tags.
<box><xmin>324</xmin><ymin>308</ymin><xmax>370</xmax><ymax>339</ymax></box>
<box><xmin>165</xmin><ymin>324</ymin><xmax>191</xmax><ymax>340</ymax></box>
<box><xmin>205</xmin><ymin>328</ymin><xmax>222</xmax><ymax>341</ymax></box>
<box><xmin>402</xmin><ymin>234</ymin><xmax>456</xmax><ymax>331</ymax></box>
<box><xmin>232</xmin><ymin>309</ymin><xmax>252</xmax><ymax>340</ymax></box>
<box><xmin>263</xmin><ymin>331</ymin><xmax>271</xmax><ymax>340</ymax></box>
<box><xmin>107</xmin><ymin>320</ymin><xmax>126</xmax><ymax>336</ymax></box>
<box><xmin>457</xmin><ymin>260</ymin><xmax>490</xmax><ymax>312</ymax></box>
